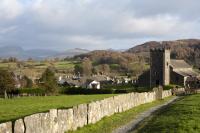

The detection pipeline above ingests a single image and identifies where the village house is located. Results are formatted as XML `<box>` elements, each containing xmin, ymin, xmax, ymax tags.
<box><xmin>86</xmin><ymin>80</ymin><xmax>101</xmax><ymax>89</ymax></box>
<box><xmin>12</xmin><ymin>73</ymin><xmax>22</xmax><ymax>89</ymax></box>
<box><xmin>138</xmin><ymin>48</ymin><xmax>200</xmax><ymax>88</ymax></box>
<box><xmin>57</xmin><ymin>75</ymin><xmax>109</xmax><ymax>89</ymax></box>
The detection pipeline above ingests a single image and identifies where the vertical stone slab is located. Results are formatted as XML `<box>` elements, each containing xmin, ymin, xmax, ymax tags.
<box><xmin>153</xmin><ymin>87</ymin><xmax>163</xmax><ymax>100</ymax></box>
<box><xmin>0</xmin><ymin>122</ymin><xmax>12</xmax><ymax>133</ymax></box>
<box><xmin>107</xmin><ymin>97</ymin><xmax>115</xmax><ymax>116</ymax></box>
<box><xmin>72</xmin><ymin>104</ymin><xmax>87</xmax><ymax>130</ymax></box>
<box><xmin>24</xmin><ymin>112</ymin><xmax>50</xmax><ymax>133</ymax></box>
<box><xmin>14</xmin><ymin>119</ymin><xmax>25</xmax><ymax>133</ymax></box>
<box><xmin>57</xmin><ymin>108</ymin><xmax>74</xmax><ymax>133</ymax></box>
<box><xmin>24</xmin><ymin>114</ymin><xmax>40</xmax><ymax>133</ymax></box>
<box><xmin>88</xmin><ymin>101</ymin><xmax>102</xmax><ymax>124</ymax></box>
<box><xmin>49</xmin><ymin>109</ymin><xmax>59</xmax><ymax>133</ymax></box>
<box><xmin>40</xmin><ymin>113</ymin><xmax>51</xmax><ymax>133</ymax></box>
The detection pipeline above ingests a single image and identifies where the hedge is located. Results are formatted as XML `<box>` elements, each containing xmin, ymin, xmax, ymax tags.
<box><xmin>60</xmin><ymin>87</ymin><xmax>152</xmax><ymax>95</ymax></box>
<box><xmin>8</xmin><ymin>88</ymin><xmax>45</xmax><ymax>95</ymax></box>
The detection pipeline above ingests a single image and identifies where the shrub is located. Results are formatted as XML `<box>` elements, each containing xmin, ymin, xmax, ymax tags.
<box><xmin>61</xmin><ymin>87</ymin><xmax>115</xmax><ymax>95</ymax></box>
<box><xmin>60</xmin><ymin>86</ymin><xmax>152</xmax><ymax>95</ymax></box>
<box><xmin>163</xmin><ymin>84</ymin><xmax>182</xmax><ymax>90</ymax></box>
<box><xmin>8</xmin><ymin>88</ymin><xmax>45</xmax><ymax>95</ymax></box>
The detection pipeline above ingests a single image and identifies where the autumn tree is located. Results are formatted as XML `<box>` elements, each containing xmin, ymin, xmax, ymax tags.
<box><xmin>20</xmin><ymin>76</ymin><xmax>33</xmax><ymax>88</ymax></box>
<box><xmin>82</xmin><ymin>58</ymin><xmax>92</xmax><ymax>76</ymax></box>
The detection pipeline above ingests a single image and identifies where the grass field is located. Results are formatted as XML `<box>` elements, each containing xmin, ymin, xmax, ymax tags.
<box><xmin>136</xmin><ymin>94</ymin><xmax>200</xmax><ymax>133</ymax></box>
<box><xmin>0</xmin><ymin>60</ymin><xmax>77</xmax><ymax>78</ymax></box>
<box><xmin>0</xmin><ymin>94</ymin><xmax>116</xmax><ymax>123</ymax></box>
<box><xmin>69</xmin><ymin>96</ymin><xmax>174</xmax><ymax>133</ymax></box>
<box><xmin>0</xmin><ymin>61</ymin><xmax>76</xmax><ymax>70</ymax></box>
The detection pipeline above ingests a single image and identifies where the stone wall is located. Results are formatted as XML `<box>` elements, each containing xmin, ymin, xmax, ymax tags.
<box><xmin>0</xmin><ymin>90</ymin><xmax>172</xmax><ymax>133</ymax></box>
<box><xmin>162</xmin><ymin>89</ymin><xmax>172</xmax><ymax>98</ymax></box>
<box><xmin>172</xmin><ymin>88</ymin><xmax>185</xmax><ymax>95</ymax></box>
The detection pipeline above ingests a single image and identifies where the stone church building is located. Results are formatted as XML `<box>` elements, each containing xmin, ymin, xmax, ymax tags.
<box><xmin>138</xmin><ymin>48</ymin><xmax>200</xmax><ymax>88</ymax></box>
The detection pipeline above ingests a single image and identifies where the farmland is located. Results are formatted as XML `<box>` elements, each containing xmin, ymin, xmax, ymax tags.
<box><xmin>0</xmin><ymin>60</ymin><xmax>77</xmax><ymax>78</ymax></box>
<box><xmin>0</xmin><ymin>94</ymin><xmax>116</xmax><ymax>123</ymax></box>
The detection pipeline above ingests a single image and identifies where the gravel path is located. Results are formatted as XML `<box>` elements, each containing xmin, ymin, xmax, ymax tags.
<box><xmin>112</xmin><ymin>96</ymin><xmax>179</xmax><ymax>133</ymax></box>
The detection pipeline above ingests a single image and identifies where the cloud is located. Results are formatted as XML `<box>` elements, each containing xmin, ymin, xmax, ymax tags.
<box><xmin>0</xmin><ymin>26</ymin><xmax>18</xmax><ymax>34</ymax></box>
<box><xmin>0</xmin><ymin>0</ymin><xmax>23</xmax><ymax>20</ymax></box>
<box><xmin>0</xmin><ymin>0</ymin><xmax>200</xmax><ymax>50</ymax></box>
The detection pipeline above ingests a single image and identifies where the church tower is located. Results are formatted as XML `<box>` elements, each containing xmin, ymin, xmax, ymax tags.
<box><xmin>150</xmin><ymin>48</ymin><xmax>170</xmax><ymax>88</ymax></box>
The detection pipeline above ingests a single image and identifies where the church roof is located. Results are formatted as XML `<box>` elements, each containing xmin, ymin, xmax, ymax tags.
<box><xmin>174</xmin><ymin>69</ymin><xmax>199</xmax><ymax>77</ymax></box>
<box><xmin>170</xmin><ymin>60</ymin><xmax>191</xmax><ymax>69</ymax></box>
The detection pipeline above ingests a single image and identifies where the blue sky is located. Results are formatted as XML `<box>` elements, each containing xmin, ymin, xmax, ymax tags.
<box><xmin>0</xmin><ymin>0</ymin><xmax>200</xmax><ymax>51</ymax></box>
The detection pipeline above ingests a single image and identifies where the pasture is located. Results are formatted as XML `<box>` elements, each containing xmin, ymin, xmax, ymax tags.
<box><xmin>0</xmin><ymin>60</ymin><xmax>77</xmax><ymax>77</ymax></box>
<box><xmin>136</xmin><ymin>94</ymin><xmax>200</xmax><ymax>133</ymax></box>
<box><xmin>0</xmin><ymin>94</ymin><xmax>116</xmax><ymax>123</ymax></box>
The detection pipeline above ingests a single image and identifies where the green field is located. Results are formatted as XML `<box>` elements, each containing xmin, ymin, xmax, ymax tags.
<box><xmin>69</xmin><ymin>96</ymin><xmax>174</xmax><ymax>133</ymax></box>
<box><xmin>0</xmin><ymin>60</ymin><xmax>77</xmax><ymax>78</ymax></box>
<box><xmin>136</xmin><ymin>94</ymin><xmax>200</xmax><ymax>133</ymax></box>
<box><xmin>0</xmin><ymin>94</ymin><xmax>116</xmax><ymax>123</ymax></box>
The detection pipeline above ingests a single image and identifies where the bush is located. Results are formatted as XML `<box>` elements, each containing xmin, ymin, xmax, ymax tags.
<box><xmin>8</xmin><ymin>88</ymin><xmax>45</xmax><ymax>95</ymax></box>
<box><xmin>163</xmin><ymin>84</ymin><xmax>182</xmax><ymax>90</ymax></box>
<box><xmin>60</xmin><ymin>86</ymin><xmax>152</xmax><ymax>95</ymax></box>
<box><xmin>101</xmin><ymin>83</ymin><xmax>134</xmax><ymax>90</ymax></box>
<box><xmin>61</xmin><ymin>87</ymin><xmax>115</xmax><ymax>95</ymax></box>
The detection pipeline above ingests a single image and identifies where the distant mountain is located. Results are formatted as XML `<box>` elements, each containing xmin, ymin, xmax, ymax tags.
<box><xmin>52</xmin><ymin>48</ymin><xmax>90</xmax><ymax>59</ymax></box>
<box><xmin>106</xmin><ymin>48</ymin><xmax>126</xmax><ymax>52</ymax></box>
<box><xmin>127</xmin><ymin>39</ymin><xmax>200</xmax><ymax>67</ymax></box>
<box><xmin>0</xmin><ymin>46</ymin><xmax>24</xmax><ymax>58</ymax></box>
<box><xmin>0</xmin><ymin>46</ymin><xmax>90</xmax><ymax>60</ymax></box>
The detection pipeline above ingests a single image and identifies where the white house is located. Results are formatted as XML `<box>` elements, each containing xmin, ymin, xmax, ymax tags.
<box><xmin>87</xmin><ymin>80</ymin><xmax>101</xmax><ymax>89</ymax></box>
<box><xmin>58</xmin><ymin>76</ymin><xmax>66</xmax><ymax>85</ymax></box>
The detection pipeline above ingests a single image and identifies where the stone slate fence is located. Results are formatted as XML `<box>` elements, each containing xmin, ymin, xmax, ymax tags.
<box><xmin>0</xmin><ymin>88</ymin><xmax>184</xmax><ymax>133</ymax></box>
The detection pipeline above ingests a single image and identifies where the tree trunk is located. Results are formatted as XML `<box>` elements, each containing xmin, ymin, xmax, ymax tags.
<box><xmin>4</xmin><ymin>90</ymin><xmax>8</xmax><ymax>99</ymax></box>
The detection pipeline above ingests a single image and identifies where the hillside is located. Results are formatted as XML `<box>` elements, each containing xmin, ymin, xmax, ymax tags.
<box><xmin>53</xmin><ymin>48</ymin><xmax>90</xmax><ymax>59</ymax></box>
<box><xmin>73</xmin><ymin>50</ymin><xmax>147</xmax><ymax>76</ymax></box>
<box><xmin>0</xmin><ymin>46</ymin><xmax>89</xmax><ymax>60</ymax></box>
<box><xmin>127</xmin><ymin>39</ymin><xmax>200</xmax><ymax>67</ymax></box>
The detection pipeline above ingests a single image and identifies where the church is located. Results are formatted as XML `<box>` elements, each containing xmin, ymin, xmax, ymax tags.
<box><xmin>138</xmin><ymin>48</ymin><xmax>200</xmax><ymax>88</ymax></box>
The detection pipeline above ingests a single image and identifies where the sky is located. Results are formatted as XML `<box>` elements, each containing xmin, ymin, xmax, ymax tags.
<box><xmin>0</xmin><ymin>0</ymin><xmax>200</xmax><ymax>51</ymax></box>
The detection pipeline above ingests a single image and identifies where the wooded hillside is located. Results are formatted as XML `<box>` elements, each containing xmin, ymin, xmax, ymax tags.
<box><xmin>127</xmin><ymin>39</ymin><xmax>200</xmax><ymax>67</ymax></box>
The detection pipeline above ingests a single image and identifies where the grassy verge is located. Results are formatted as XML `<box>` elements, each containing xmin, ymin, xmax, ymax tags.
<box><xmin>68</xmin><ymin>96</ymin><xmax>174</xmax><ymax>133</ymax></box>
<box><xmin>0</xmin><ymin>94</ymin><xmax>116</xmax><ymax>123</ymax></box>
<box><xmin>136</xmin><ymin>94</ymin><xmax>200</xmax><ymax>133</ymax></box>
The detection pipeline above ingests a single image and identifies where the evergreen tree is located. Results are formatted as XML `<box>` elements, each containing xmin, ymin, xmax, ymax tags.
<box><xmin>0</xmin><ymin>69</ymin><xmax>15</xmax><ymax>98</ymax></box>
<box><xmin>40</xmin><ymin>68</ymin><xmax>57</xmax><ymax>94</ymax></box>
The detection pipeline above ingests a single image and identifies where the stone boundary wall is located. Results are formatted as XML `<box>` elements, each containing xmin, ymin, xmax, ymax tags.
<box><xmin>172</xmin><ymin>88</ymin><xmax>185</xmax><ymax>95</ymax></box>
<box><xmin>0</xmin><ymin>90</ymin><xmax>172</xmax><ymax>133</ymax></box>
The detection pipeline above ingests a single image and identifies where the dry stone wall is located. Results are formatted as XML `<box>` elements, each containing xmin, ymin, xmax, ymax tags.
<box><xmin>0</xmin><ymin>89</ymin><xmax>172</xmax><ymax>133</ymax></box>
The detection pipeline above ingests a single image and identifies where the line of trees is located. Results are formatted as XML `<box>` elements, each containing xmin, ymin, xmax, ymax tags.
<box><xmin>74</xmin><ymin>56</ymin><xmax>146</xmax><ymax>77</ymax></box>
<box><xmin>0</xmin><ymin>67</ymin><xmax>58</xmax><ymax>99</ymax></box>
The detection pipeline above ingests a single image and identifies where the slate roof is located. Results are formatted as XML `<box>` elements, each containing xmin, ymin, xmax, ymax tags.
<box><xmin>64</xmin><ymin>75</ymin><xmax>107</xmax><ymax>86</ymax></box>
<box><xmin>170</xmin><ymin>60</ymin><xmax>191</xmax><ymax>69</ymax></box>
<box><xmin>174</xmin><ymin>69</ymin><xmax>199</xmax><ymax>77</ymax></box>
